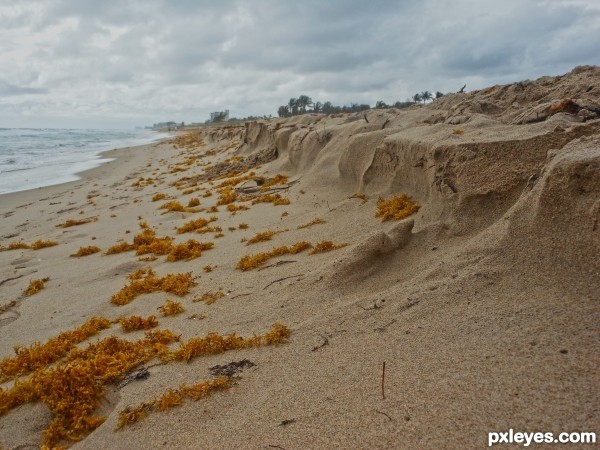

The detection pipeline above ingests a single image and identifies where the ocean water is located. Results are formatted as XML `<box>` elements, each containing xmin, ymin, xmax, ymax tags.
<box><xmin>0</xmin><ymin>128</ymin><xmax>168</xmax><ymax>195</ymax></box>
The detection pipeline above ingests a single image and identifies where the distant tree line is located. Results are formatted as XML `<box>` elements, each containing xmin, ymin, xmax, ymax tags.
<box><xmin>277</xmin><ymin>91</ymin><xmax>445</xmax><ymax>117</ymax></box>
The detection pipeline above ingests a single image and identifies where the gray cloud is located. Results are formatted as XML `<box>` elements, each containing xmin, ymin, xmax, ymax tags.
<box><xmin>0</xmin><ymin>0</ymin><xmax>598</xmax><ymax>128</ymax></box>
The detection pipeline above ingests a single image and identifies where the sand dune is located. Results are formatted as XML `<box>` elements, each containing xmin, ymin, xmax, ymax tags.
<box><xmin>1</xmin><ymin>66</ymin><xmax>599</xmax><ymax>449</ymax></box>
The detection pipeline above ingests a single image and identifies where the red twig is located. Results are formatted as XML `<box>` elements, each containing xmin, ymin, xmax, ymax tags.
<box><xmin>381</xmin><ymin>361</ymin><xmax>386</xmax><ymax>400</ymax></box>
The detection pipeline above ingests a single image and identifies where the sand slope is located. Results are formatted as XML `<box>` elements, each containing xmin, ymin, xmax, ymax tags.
<box><xmin>1</xmin><ymin>66</ymin><xmax>599</xmax><ymax>449</ymax></box>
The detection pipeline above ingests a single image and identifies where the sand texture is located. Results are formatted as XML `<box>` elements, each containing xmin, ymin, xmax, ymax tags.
<box><xmin>1</xmin><ymin>66</ymin><xmax>599</xmax><ymax>449</ymax></box>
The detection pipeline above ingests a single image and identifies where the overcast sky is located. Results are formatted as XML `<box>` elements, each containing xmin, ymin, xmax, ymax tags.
<box><xmin>1</xmin><ymin>0</ymin><xmax>599</xmax><ymax>129</ymax></box>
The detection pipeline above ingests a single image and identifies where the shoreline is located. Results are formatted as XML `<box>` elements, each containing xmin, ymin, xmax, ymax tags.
<box><xmin>0</xmin><ymin>130</ymin><xmax>171</xmax><ymax>198</ymax></box>
<box><xmin>0</xmin><ymin>138</ymin><xmax>171</xmax><ymax>207</ymax></box>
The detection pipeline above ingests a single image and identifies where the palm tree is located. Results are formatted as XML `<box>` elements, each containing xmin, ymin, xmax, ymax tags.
<box><xmin>277</xmin><ymin>105</ymin><xmax>290</xmax><ymax>118</ymax></box>
<box><xmin>297</xmin><ymin>95</ymin><xmax>313</xmax><ymax>113</ymax></box>
<box><xmin>412</xmin><ymin>93</ymin><xmax>422</xmax><ymax>104</ymax></box>
<box><xmin>435</xmin><ymin>91</ymin><xmax>444</xmax><ymax>99</ymax></box>
<box><xmin>421</xmin><ymin>91</ymin><xmax>433</xmax><ymax>103</ymax></box>
<box><xmin>375</xmin><ymin>100</ymin><xmax>388</xmax><ymax>109</ymax></box>
<box><xmin>288</xmin><ymin>98</ymin><xmax>299</xmax><ymax>116</ymax></box>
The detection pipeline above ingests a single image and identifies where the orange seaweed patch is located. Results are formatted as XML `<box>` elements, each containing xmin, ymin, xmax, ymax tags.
<box><xmin>118</xmin><ymin>315</ymin><xmax>159</xmax><ymax>332</ymax></box>
<box><xmin>1</xmin><ymin>240</ymin><xmax>59</xmax><ymax>251</ymax></box>
<box><xmin>56</xmin><ymin>217</ymin><xmax>98</xmax><ymax>228</ymax></box>
<box><xmin>166</xmin><ymin>240</ymin><xmax>214</xmax><ymax>262</ymax></box>
<box><xmin>309</xmin><ymin>240</ymin><xmax>347</xmax><ymax>254</ymax></box>
<box><xmin>70</xmin><ymin>246</ymin><xmax>101</xmax><ymax>257</ymax></box>
<box><xmin>24</xmin><ymin>278</ymin><xmax>49</xmax><ymax>297</ymax></box>
<box><xmin>172</xmin><ymin>323</ymin><xmax>290</xmax><ymax>362</ymax></box>
<box><xmin>110</xmin><ymin>270</ymin><xmax>196</xmax><ymax>306</ymax></box>
<box><xmin>158</xmin><ymin>299</ymin><xmax>185</xmax><ymax>316</ymax></box>
<box><xmin>250</xmin><ymin>193</ymin><xmax>290</xmax><ymax>206</ymax></box>
<box><xmin>176</xmin><ymin>217</ymin><xmax>217</xmax><ymax>234</ymax></box>
<box><xmin>236</xmin><ymin>241</ymin><xmax>312</xmax><ymax>270</ymax></box>
<box><xmin>375</xmin><ymin>195</ymin><xmax>420</xmax><ymax>222</ymax></box>
<box><xmin>0</xmin><ymin>316</ymin><xmax>112</xmax><ymax>380</ymax></box>
<box><xmin>117</xmin><ymin>376</ymin><xmax>230</xmax><ymax>429</ymax></box>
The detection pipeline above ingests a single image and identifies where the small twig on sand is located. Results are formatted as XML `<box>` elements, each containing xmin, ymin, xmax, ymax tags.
<box><xmin>263</xmin><ymin>274</ymin><xmax>303</xmax><ymax>290</ymax></box>
<box><xmin>268</xmin><ymin>446</ymin><xmax>287</xmax><ymax>450</ymax></box>
<box><xmin>311</xmin><ymin>334</ymin><xmax>329</xmax><ymax>352</ymax></box>
<box><xmin>257</xmin><ymin>260</ymin><xmax>297</xmax><ymax>272</ymax></box>
<box><xmin>375</xmin><ymin>410</ymin><xmax>393</xmax><ymax>421</ymax></box>
<box><xmin>0</xmin><ymin>275</ymin><xmax>23</xmax><ymax>287</ymax></box>
<box><xmin>381</xmin><ymin>361</ymin><xmax>386</xmax><ymax>400</ymax></box>
<box><xmin>231</xmin><ymin>293</ymin><xmax>251</xmax><ymax>299</ymax></box>
<box><xmin>374</xmin><ymin>319</ymin><xmax>397</xmax><ymax>332</ymax></box>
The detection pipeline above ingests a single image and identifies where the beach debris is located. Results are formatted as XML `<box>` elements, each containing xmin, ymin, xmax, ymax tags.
<box><xmin>118</xmin><ymin>366</ymin><xmax>150</xmax><ymax>389</ymax></box>
<box><xmin>117</xmin><ymin>376</ymin><xmax>231</xmax><ymax>429</ymax></box>
<box><xmin>237</xmin><ymin>242</ymin><xmax>311</xmax><ymax>271</ymax></box>
<box><xmin>208</xmin><ymin>359</ymin><xmax>255</xmax><ymax>377</ymax></box>
<box><xmin>309</xmin><ymin>240</ymin><xmax>348</xmax><ymax>254</ymax></box>
<box><xmin>375</xmin><ymin>195</ymin><xmax>420</xmax><ymax>222</ymax></box>
<box><xmin>278</xmin><ymin>419</ymin><xmax>296</xmax><ymax>427</ymax></box>
<box><xmin>24</xmin><ymin>277</ymin><xmax>49</xmax><ymax>297</ymax></box>
<box><xmin>118</xmin><ymin>315</ymin><xmax>159</xmax><ymax>332</ymax></box>
<box><xmin>381</xmin><ymin>361</ymin><xmax>386</xmax><ymax>400</ymax></box>
<box><xmin>311</xmin><ymin>334</ymin><xmax>330</xmax><ymax>352</ymax></box>
<box><xmin>110</xmin><ymin>269</ymin><xmax>196</xmax><ymax>306</ymax></box>
<box><xmin>0</xmin><ymin>240</ymin><xmax>58</xmax><ymax>251</ymax></box>
<box><xmin>193</xmin><ymin>290</ymin><xmax>224</xmax><ymax>305</ymax></box>
<box><xmin>56</xmin><ymin>217</ymin><xmax>98</xmax><ymax>228</ymax></box>
<box><xmin>297</xmin><ymin>218</ymin><xmax>326</xmax><ymax>229</ymax></box>
<box><xmin>70</xmin><ymin>245</ymin><xmax>101</xmax><ymax>257</ymax></box>
<box><xmin>263</xmin><ymin>274</ymin><xmax>304</xmax><ymax>290</ymax></box>
<box><xmin>158</xmin><ymin>299</ymin><xmax>185</xmax><ymax>316</ymax></box>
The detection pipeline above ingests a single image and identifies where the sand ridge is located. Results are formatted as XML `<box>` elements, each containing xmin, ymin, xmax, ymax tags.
<box><xmin>0</xmin><ymin>66</ymin><xmax>599</xmax><ymax>449</ymax></box>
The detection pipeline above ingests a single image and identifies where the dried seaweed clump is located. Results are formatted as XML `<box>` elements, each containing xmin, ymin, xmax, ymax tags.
<box><xmin>110</xmin><ymin>269</ymin><xmax>196</xmax><ymax>306</ymax></box>
<box><xmin>375</xmin><ymin>195</ymin><xmax>420</xmax><ymax>222</ymax></box>
<box><xmin>117</xmin><ymin>376</ymin><xmax>230</xmax><ymax>429</ymax></box>
<box><xmin>226</xmin><ymin>203</ymin><xmax>250</xmax><ymax>212</ymax></box>
<box><xmin>1</xmin><ymin>240</ymin><xmax>59</xmax><ymax>251</ymax></box>
<box><xmin>236</xmin><ymin>241</ymin><xmax>312</xmax><ymax>271</ymax></box>
<box><xmin>0</xmin><ymin>328</ymin><xmax>179</xmax><ymax>447</ymax></box>
<box><xmin>193</xmin><ymin>290</ymin><xmax>225</xmax><ymax>305</ymax></box>
<box><xmin>187</xmin><ymin>197</ymin><xmax>201</xmax><ymax>207</ymax></box>
<box><xmin>70</xmin><ymin>246</ymin><xmax>101</xmax><ymax>257</ymax></box>
<box><xmin>176</xmin><ymin>217</ymin><xmax>217</xmax><ymax>234</ymax></box>
<box><xmin>56</xmin><ymin>217</ymin><xmax>98</xmax><ymax>228</ymax></box>
<box><xmin>152</xmin><ymin>193</ymin><xmax>168</xmax><ymax>202</ymax></box>
<box><xmin>24</xmin><ymin>278</ymin><xmax>49</xmax><ymax>297</ymax></box>
<box><xmin>159</xmin><ymin>200</ymin><xmax>184</xmax><ymax>212</ymax></box>
<box><xmin>309</xmin><ymin>240</ymin><xmax>348</xmax><ymax>254</ymax></box>
<box><xmin>167</xmin><ymin>240</ymin><xmax>214</xmax><ymax>262</ymax></box>
<box><xmin>261</xmin><ymin>174</ymin><xmax>288</xmax><ymax>190</ymax></box>
<box><xmin>297</xmin><ymin>218</ymin><xmax>326</xmax><ymax>229</ymax></box>
<box><xmin>172</xmin><ymin>323</ymin><xmax>290</xmax><ymax>362</ymax></box>
<box><xmin>119</xmin><ymin>315</ymin><xmax>159</xmax><ymax>332</ymax></box>
<box><xmin>245</xmin><ymin>230</ymin><xmax>281</xmax><ymax>245</ymax></box>
<box><xmin>105</xmin><ymin>241</ymin><xmax>136</xmax><ymax>255</ymax></box>
<box><xmin>0</xmin><ymin>316</ymin><xmax>111</xmax><ymax>380</ymax></box>
<box><xmin>158</xmin><ymin>299</ymin><xmax>185</xmax><ymax>316</ymax></box>
<box><xmin>251</xmin><ymin>193</ymin><xmax>290</xmax><ymax>206</ymax></box>
<box><xmin>216</xmin><ymin>187</ymin><xmax>238</xmax><ymax>205</ymax></box>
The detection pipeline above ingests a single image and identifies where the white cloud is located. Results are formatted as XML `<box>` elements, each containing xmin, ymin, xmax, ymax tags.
<box><xmin>0</xmin><ymin>0</ymin><xmax>598</xmax><ymax>128</ymax></box>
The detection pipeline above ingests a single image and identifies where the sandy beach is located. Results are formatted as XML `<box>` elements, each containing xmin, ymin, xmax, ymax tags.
<box><xmin>1</xmin><ymin>66</ymin><xmax>599</xmax><ymax>449</ymax></box>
